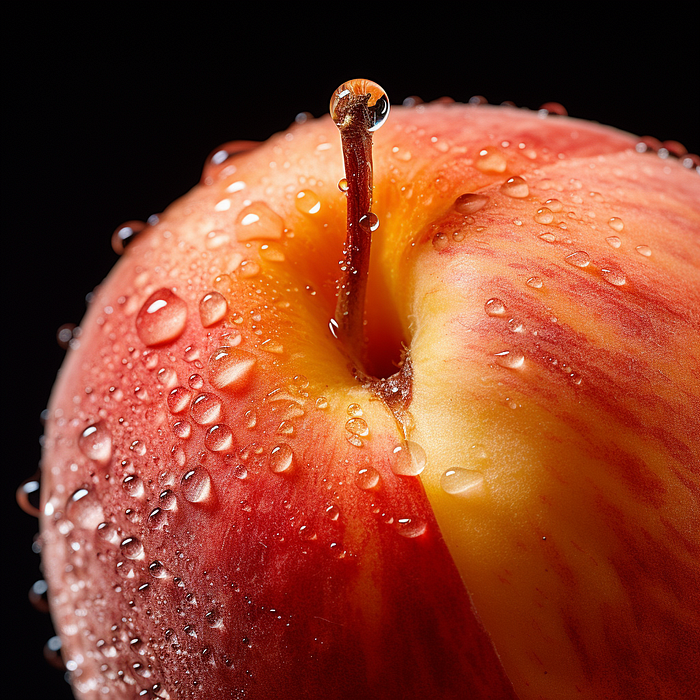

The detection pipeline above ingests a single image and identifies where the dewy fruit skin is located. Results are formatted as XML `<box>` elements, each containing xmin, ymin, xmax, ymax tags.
<box><xmin>39</xmin><ymin>87</ymin><xmax>699</xmax><ymax>700</ymax></box>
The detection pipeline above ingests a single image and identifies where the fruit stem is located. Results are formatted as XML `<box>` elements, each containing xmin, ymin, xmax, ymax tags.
<box><xmin>332</xmin><ymin>90</ymin><xmax>375</xmax><ymax>366</ymax></box>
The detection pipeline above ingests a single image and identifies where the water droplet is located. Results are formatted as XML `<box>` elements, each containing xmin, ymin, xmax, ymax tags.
<box><xmin>500</xmin><ymin>176</ymin><xmax>529</xmax><ymax>198</ymax></box>
<box><xmin>79</xmin><ymin>423</ymin><xmax>112</xmax><ymax>465</ymax></box>
<box><xmin>440</xmin><ymin>468</ymin><xmax>485</xmax><ymax>496</ymax></box>
<box><xmin>395</xmin><ymin>517</ymin><xmax>427</xmax><ymax>538</ymax></box>
<box><xmin>122</xmin><ymin>475</ymin><xmax>145</xmax><ymax>498</ymax></box>
<box><xmin>345</xmin><ymin>418</ymin><xmax>369</xmax><ymax>437</ymax></box>
<box><xmin>507</xmin><ymin>318</ymin><xmax>524</xmax><ymax>332</ymax></box>
<box><xmin>205</xmin><ymin>424</ymin><xmax>234</xmax><ymax>452</ymax></box>
<box><xmin>260</xmin><ymin>243</ymin><xmax>286</xmax><ymax>262</ymax></box>
<box><xmin>167</xmin><ymin>387</ymin><xmax>192</xmax><ymax>414</ymax></box>
<box><xmin>330</xmin><ymin>79</ymin><xmax>390</xmax><ymax>132</ymax></box>
<box><xmin>539</xmin><ymin>233</ymin><xmax>557</xmax><ymax>243</ymax></box>
<box><xmin>325</xmin><ymin>504</ymin><xmax>340</xmax><ymax>521</ymax></box>
<box><xmin>111</xmin><ymin>220</ymin><xmax>146</xmax><ymax>255</ymax></box>
<box><xmin>260</xmin><ymin>339</ymin><xmax>284</xmax><ymax>354</ymax></box>
<box><xmin>66</xmin><ymin>487</ymin><xmax>104</xmax><ymax>530</ymax></box>
<box><xmin>199</xmin><ymin>291</ymin><xmax>228</xmax><ymax>327</ymax></box>
<box><xmin>315</xmin><ymin>397</ymin><xmax>328</xmax><ymax>409</ymax></box>
<box><xmin>244</xmin><ymin>409</ymin><xmax>257</xmax><ymax>428</ymax></box>
<box><xmin>239</xmin><ymin>260</ymin><xmax>260</xmax><ymax>278</ymax></box>
<box><xmin>359</xmin><ymin>212</ymin><xmax>380</xmax><ymax>232</ymax></box>
<box><xmin>235</xmin><ymin>202</ymin><xmax>284</xmax><ymax>241</ymax></box>
<box><xmin>16</xmin><ymin>476</ymin><xmax>41</xmax><ymax>518</ymax></box>
<box><xmin>130</xmin><ymin>439</ymin><xmax>147</xmax><ymax>456</ymax></box>
<box><xmin>136</xmin><ymin>289</ymin><xmax>188</xmax><ymax>346</ymax></box>
<box><xmin>270</xmin><ymin>444</ymin><xmax>294</xmax><ymax>474</ymax></box>
<box><xmin>544</xmin><ymin>198</ymin><xmax>563</xmax><ymax>212</ymax></box>
<box><xmin>295</xmin><ymin>190</ymin><xmax>321</xmax><ymax>215</ymax></box>
<box><xmin>494</xmin><ymin>351</ymin><xmax>525</xmax><ymax>369</ymax></box>
<box><xmin>159</xmin><ymin>489</ymin><xmax>177</xmax><ymax>510</ymax></box>
<box><xmin>96</xmin><ymin>521</ymin><xmax>118</xmax><ymax>544</ymax></box>
<box><xmin>189</xmin><ymin>373</ymin><xmax>204</xmax><ymax>389</ymax></box>
<box><xmin>347</xmin><ymin>403</ymin><xmax>362</xmax><ymax>417</ymax></box>
<box><xmin>148</xmin><ymin>507</ymin><xmax>167</xmax><ymax>529</ymax></box>
<box><xmin>476</xmin><ymin>147</ymin><xmax>507</xmax><ymax>173</ymax></box>
<box><xmin>208</xmin><ymin>347</ymin><xmax>257</xmax><ymax>390</ymax></box>
<box><xmin>526</xmin><ymin>276</ymin><xmax>543</xmax><ymax>289</ymax></box>
<box><xmin>191</xmin><ymin>393</ymin><xmax>223</xmax><ymax>425</ymax></box>
<box><xmin>636</xmin><ymin>245</ymin><xmax>652</xmax><ymax>257</ymax></box>
<box><xmin>391</xmin><ymin>441</ymin><xmax>426</xmax><ymax>476</ymax></box>
<box><xmin>601</xmin><ymin>267</ymin><xmax>627</xmax><ymax>286</ymax></box>
<box><xmin>181</xmin><ymin>467</ymin><xmax>212</xmax><ymax>503</ymax></box>
<box><xmin>337</xmin><ymin>178</ymin><xmax>349</xmax><ymax>192</ymax></box>
<box><xmin>172</xmin><ymin>420</ymin><xmax>192</xmax><ymax>439</ymax></box>
<box><xmin>355</xmin><ymin>467</ymin><xmax>380</xmax><ymax>490</ymax></box>
<box><xmin>484</xmin><ymin>298</ymin><xmax>506</xmax><ymax>316</ymax></box>
<box><xmin>608</xmin><ymin>217</ymin><xmax>624</xmax><ymax>232</ymax></box>
<box><xmin>565</xmin><ymin>251</ymin><xmax>591</xmax><ymax>268</ymax></box>
<box><xmin>149</xmin><ymin>560</ymin><xmax>168</xmax><ymax>578</ymax></box>
<box><xmin>606</xmin><ymin>236</ymin><xmax>622</xmax><ymax>248</ymax></box>
<box><xmin>120</xmin><ymin>536</ymin><xmax>144</xmax><ymax>560</ymax></box>
<box><xmin>454</xmin><ymin>193</ymin><xmax>489</xmax><ymax>214</ymax></box>
<box><xmin>534</xmin><ymin>207</ymin><xmax>554</xmax><ymax>224</ymax></box>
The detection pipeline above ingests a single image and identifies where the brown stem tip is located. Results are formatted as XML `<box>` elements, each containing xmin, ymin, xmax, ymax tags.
<box><xmin>330</xmin><ymin>79</ymin><xmax>390</xmax><ymax>366</ymax></box>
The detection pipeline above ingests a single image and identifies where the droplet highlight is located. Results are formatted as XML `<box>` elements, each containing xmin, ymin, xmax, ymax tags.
<box><xmin>136</xmin><ymin>289</ymin><xmax>188</xmax><ymax>346</ymax></box>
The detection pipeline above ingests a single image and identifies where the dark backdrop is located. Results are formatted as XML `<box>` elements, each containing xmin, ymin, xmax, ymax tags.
<box><xmin>5</xmin><ymin>10</ymin><xmax>698</xmax><ymax>699</ymax></box>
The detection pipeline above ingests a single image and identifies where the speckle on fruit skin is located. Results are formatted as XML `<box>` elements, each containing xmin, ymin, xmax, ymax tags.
<box><xmin>40</xmin><ymin>102</ymin><xmax>700</xmax><ymax>700</ymax></box>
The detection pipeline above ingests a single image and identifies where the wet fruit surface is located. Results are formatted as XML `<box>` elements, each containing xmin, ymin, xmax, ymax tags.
<box><xmin>32</xmin><ymin>100</ymin><xmax>700</xmax><ymax>699</ymax></box>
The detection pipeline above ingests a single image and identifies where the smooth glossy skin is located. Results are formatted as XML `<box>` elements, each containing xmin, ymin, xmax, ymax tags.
<box><xmin>41</xmin><ymin>104</ymin><xmax>699</xmax><ymax>699</ymax></box>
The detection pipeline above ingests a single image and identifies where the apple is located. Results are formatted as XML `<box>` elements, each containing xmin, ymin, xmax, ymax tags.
<box><xmin>38</xmin><ymin>80</ymin><xmax>699</xmax><ymax>700</ymax></box>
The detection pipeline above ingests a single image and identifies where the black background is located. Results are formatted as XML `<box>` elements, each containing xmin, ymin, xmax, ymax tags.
<box><xmin>5</xmin><ymin>10</ymin><xmax>698</xmax><ymax>699</ymax></box>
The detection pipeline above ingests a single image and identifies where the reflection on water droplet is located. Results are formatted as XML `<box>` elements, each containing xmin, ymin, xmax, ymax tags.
<box><xmin>96</xmin><ymin>521</ymin><xmax>119</xmax><ymax>544</ymax></box>
<box><xmin>261</xmin><ymin>339</ymin><xmax>284</xmax><ymax>354</ymax></box>
<box><xmin>148</xmin><ymin>507</ymin><xmax>167</xmax><ymax>529</ymax></box>
<box><xmin>136</xmin><ymin>289</ymin><xmax>188</xmax><ymax>347</ymax></box>
<box><xmin>356</xmin><ymin>467</ymin><xmax>380</xmax><ymax>490</ymax></box>
<box><xmin>494</xmin><ymin>350</ymin><xmax>525</xmax><ymax>369</ymax></box>
<box><xmin>199</xmin><ymin>292</ymin><xmax>228</xmax><ymax>327</ymax></box>
<box><xmin>235</xmin><ymin>202</ymin><xmax>284</xmax><ymax>241</ymax></box>
<box><xmin>544</xmin><ymin>198</ymin><xmax>563</xmax><ymax>212</ymax></box>
<box><xmin>347</xmin><ymin>403</ymin><xmax>362</xmax><ymax>417</ymax></box>
<box><xmin>454</xmin><ymin>193</ymin><xmax>489</xmax><ymax>214</ymax></box>
<box><xmin>316</xmin><ymin>397</ymin><xmax>328</xmax><ymax>409</ymax></box>
<box><xmin>325</xmin><ymin>504</ymin><xmax>340</xmax><ymax>520</ymax></box>
<box><xmin>205</xmin><ymin>424</ymin><xmax>234</xmax><ymax>452</ymax></box>
<box><xmin>245</xmin><ymin>409</ymin><xmax>257</xmax><ymax>428</ymax></box>
<box><xmin>601</xmin><ymin>267</ymin><xmax>627</xmax><ymax>286</ymax></box>
<box><xmin>330</xmin><ymin>79</ymin><xmax>390</xmax><ymax>132</ymax></box>
<box><xmin>191</xmin><ymin>393</ymin><xmax>223</xmax><ymax>425</ymax></box>
<box><xmin>260</xmin><ymin>243</ymin><xmax>286</xmax><ymax>262</ymax></box>
<box><xmin>295</xmin><ymin>190</ymin><xmax>321</xmax><ymax>215</ymax></box>
<box><xmin>501</xmin><ymin>176</ymin><xmax>529</xmax><ymax>198</ymax></box>
<box><xmin>270</xmin><ymin>444</ymin><xmax>294</xmax><ymax>473</ymax></box>
<box><xmin>79</xmin><ymin>423</ymin><xmax>112</xmax><ymax>465</ymax></box>
<box><xmin>476</xmin><ymin>147</ymin><xmax>507</xmax><ymax>173</ymax></box>
<box><xmin>606</xmin><ymin>236</ymin><xmax>622</xmax><ymax>249</ymax></box>
<box><xmin>239</xmin><ymin>260</ymin><xmax>260</xmax><ymax>278</ymax></box>
<box><xmin>636</xmin><ymin>245</ymin><xmax>652</xmax><ymax>257</ymax></box>
<box><xmin>534</xmin><ymin>207</ymin><xmax>554</xmax><ymax>224</ymax></box>
<box><xmin>608</xmin><ymin>217</ymin><xmax>624</xmax><ymax>232</ymax></box>
<box><xmin>565</xmin><ymin>251</ymin><xmax>591</xmax><ymax>268</ymax></box>
<box><xmin>181</xmin><ymin>467</ymin><xmax>212</xmax><ymax>503</ymax></box>
<box><xmin>338</xmin><ymin>178</ymin><xmax>348</xmax><ymax>192</ymax></box>
<box><xmin>209</xmin><ymin>347</ymin><xmax>257</xmax><ymax>390</ymax></box>
<box><xmin>391</xmin><ymin>441</ymin><xmax>426</xmax><ymax>476</ymax></box>
<box><xmin>526</xmin><ymin>276</ymin><xmax>543</xmax><ymax>289</ymax></box>
<box><xmin>440</xmin><ymin>468</ymin><xmax>485</xmax><ymax>496</ymax></box>
<box><xmin>484</xmin><ymin>298</ymin><xmax>506</xmax><ymax>316</ymax></box>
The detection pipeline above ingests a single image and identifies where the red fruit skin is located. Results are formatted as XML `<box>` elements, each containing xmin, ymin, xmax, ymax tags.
<box><xmin>39</xmin><ymin>102</ymin><xmax>700</xmax><ymax>700</ymax></box>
